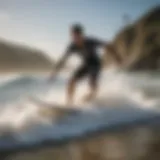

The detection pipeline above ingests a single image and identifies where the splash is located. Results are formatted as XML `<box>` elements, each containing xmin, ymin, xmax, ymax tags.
<box><xmin>0</xmin><ymin>69</ymin><xmax>159</xmax><ymax>137</ymax></box>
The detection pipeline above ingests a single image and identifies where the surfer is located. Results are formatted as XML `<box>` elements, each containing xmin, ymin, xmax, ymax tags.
<box><xmin>50</xmin><ymin>24</ymin><xmax>120</xmax><ymax>105</ymax></box>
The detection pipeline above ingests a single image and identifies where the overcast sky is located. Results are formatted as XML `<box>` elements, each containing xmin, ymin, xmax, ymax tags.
<box><xmin>0</xmin><ymin>0</ymin><xmax>159</xmax><ymax>59</ymax></box>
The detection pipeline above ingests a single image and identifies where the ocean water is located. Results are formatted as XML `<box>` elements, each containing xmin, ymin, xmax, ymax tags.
<box><xmin>0</xmin><ymin>69</ymin><xmax>159</xmax><ymax>146</ymax></box>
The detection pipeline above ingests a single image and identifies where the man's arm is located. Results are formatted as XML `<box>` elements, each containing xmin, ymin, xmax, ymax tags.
<box><xmin>94</xmin><ymin>38</ymin><xmax>122</xmax><ymax>64</ymax></box>
<box><xmin>105</xmin><ymin>44</ymin><xmax>122</xmax><ymax>64</ymax></box>
<box><xmin>93</xmin><ymin>37</ymin><xmax>106</xmax><ymax>47</ymax></box>
<box><xmin>54</xmin><ymin>51</ymin><xmax>71</xmax><ymax>73</ymax></box>
<box><xmin>49</xmin><ymin>45</ymin><xmax>73</xmax><ymax>80</ymax></box>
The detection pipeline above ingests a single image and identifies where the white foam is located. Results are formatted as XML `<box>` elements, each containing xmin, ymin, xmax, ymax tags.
<box><xmin>0</xmin><ymin>69</ymin><xmax>159</xmax><ymax>137</ymax></box>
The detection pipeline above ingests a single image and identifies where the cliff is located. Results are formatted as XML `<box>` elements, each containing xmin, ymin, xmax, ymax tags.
<box><xmin>104</xmin><ymin>6</ymin><xmax>160</xmax><ymax>71</ymax></box>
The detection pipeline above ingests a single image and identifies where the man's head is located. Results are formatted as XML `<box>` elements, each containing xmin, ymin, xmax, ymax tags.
<box><xmin>70</xmin><ymin>24</ymin><xmax>84</xmax><ymax>45</ymax></box>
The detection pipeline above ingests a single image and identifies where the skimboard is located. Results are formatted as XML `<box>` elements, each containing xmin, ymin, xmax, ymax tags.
<box><xmin>29</xmin><ymin>96</ymin><xmax>79</xmax><ymax>120</ymax></box>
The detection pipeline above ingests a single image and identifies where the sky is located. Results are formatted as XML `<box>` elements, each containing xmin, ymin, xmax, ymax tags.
<box><xmin>0</xmin><ymin>0</ymin><xmax>159</xmax><ymax>59</ymax></box>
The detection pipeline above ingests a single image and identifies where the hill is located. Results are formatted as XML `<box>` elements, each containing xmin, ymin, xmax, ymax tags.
<box><xmin>104</xmin><ymin>6</ymin><xmax>160</xmax><ymax>71</ymax></box>
<box><xmin>0</xmin><ymin>39</ymin><xmax>53</xmax><ymax>73</ymax></box>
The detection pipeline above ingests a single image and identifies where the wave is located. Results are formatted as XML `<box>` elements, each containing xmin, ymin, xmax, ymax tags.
<box><xmin>98</xmin><ymin>69</ymin><xmax>160</xmax><ymax>109</ymax></box>
<box><xmin>0</xmin><ymin>69</ymin><xmax>159</xmax><ymax>143</ymax></box>
<box><xmin>0</xmin><ymin>74</ymin><xmax>20</xmax><ymax>86</ymax></box>
<box><xmin>0</xmin><ymin>74</ymin><xmax>66</xmax><ymax>103</ymax></box>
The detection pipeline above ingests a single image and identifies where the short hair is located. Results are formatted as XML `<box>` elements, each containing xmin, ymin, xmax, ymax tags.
<box><xmin>71</xmin><ymin>24</ymin><xmax>84</xmax><ymax>34</ymax></box>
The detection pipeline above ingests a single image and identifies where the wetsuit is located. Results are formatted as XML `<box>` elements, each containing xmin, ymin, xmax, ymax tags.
<box><xmin>65</xmin><ymin>37</ymin><xmax>104</xmax><ymax>82</ymax></box>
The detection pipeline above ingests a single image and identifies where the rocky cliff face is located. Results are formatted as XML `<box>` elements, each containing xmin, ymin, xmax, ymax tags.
<box><xmin>104</xmin><ymin>6</ymin><xmax>160</xmax><ymax>71</ymax></box>
<box><xmin>0</xmin><ymin>39</ymin><xmax>53</xmax><ymax>73</ymax></box>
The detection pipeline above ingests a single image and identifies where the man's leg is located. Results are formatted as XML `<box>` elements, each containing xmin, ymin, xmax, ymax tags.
<box><xmin>89</xmin><ymin>77</ymin><xmax>98</xmax><ymax>99</ymax></box>
<box><xmin>83</xmin><ymin>77</ymin><xmax>98</xmax><ymax>102</ymax></box>
<box><xmin>67</xmin><ymin>65</ymin><xmax>88</xmax><ymax>105</ymax></box>
<box><xmin>67</xmin><ymin>78</ymin><xmax>77</xmax><ymax>105</ymax></box>
<box><xmin>83</xmin><ymin>65</ymin><xmax>101</xmax><ymax>102</ymax></box>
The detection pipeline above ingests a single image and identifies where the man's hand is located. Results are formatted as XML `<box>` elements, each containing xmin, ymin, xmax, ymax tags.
<box><xmin>48</xmin><ymin>61</ymin><xmax>62</xmax><ymax>83</ymax></box>
<box><xmin>48</xmin><ymin>50</ymin><xmax>70</xmax><ymax>83</ymax></box>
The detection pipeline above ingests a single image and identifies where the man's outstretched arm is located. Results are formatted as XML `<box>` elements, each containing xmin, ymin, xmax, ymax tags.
<box><xmin>105</xmin><ymin>44</ymin><xmax>122</xmax><ymax>64</ymax></box>
<box><xmin>49</xmin><ymin>46</ymin><xmax>72</xmax><ymax>80</ymax></box>
<box><xmin>94</xmin><ymin>38</ymin><xmax>122</xmax><ymax>64</ymax></box>
<box><xmin>55</xmin><ymin>52</ymin><xmax>70</xmax><ymax>72</ymax></box>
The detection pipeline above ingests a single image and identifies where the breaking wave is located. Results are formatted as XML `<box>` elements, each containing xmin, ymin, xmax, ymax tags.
<box><xmin>0</xmin><ymin>69</ymin><xmax>159</xmax><ymax>142</ymax></box>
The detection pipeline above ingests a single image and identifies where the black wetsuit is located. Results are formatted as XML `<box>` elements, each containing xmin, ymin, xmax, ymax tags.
<box><xmin>65</xmin><ymin>37</ymin><xmax>104</xmax><ymax>82</ymax></box>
